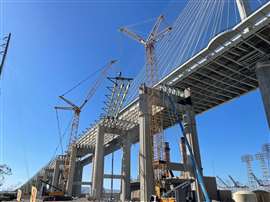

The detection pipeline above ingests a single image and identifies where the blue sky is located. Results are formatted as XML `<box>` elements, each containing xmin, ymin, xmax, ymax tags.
<box><xmin>0</xmin><ymin>0</ymin><xmax>269</xmax><ymax>191</ymax></box>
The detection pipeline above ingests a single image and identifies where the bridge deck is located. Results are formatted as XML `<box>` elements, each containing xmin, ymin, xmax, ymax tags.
<box><xmin>78</xmin><ymin>1</ymin><xmax>270</xmax><ymax>147</ymax></box>
<box><xmin>161</xmin><ymin>1</ymin><xmax>270</xmax><ymax>113</ymax></box>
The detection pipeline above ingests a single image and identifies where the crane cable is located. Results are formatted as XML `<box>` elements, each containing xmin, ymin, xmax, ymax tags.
<box><xmin>55</xmin><ymin>109</ymin><xmax>64</xmax><ymax>155</ymax></box>
<box><xmin>61</xmin><ymin>64</ymin><xmax>109</xmax><ymax>97</ymax></box>
<box><xmin>51</xmin><ymin>116</ymin><xmax>73</xmax><ymax>159</ymax></box>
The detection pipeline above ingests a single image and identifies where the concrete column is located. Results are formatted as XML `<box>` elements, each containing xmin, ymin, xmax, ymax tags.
<box><xmin>39</xmin><ymin>170</ymin><xmax>48</xmax><ymax>197</ymax></box>
<box><xmin>183</xmin><ymin>107</ymin><xmax>202</xmax><ymax>171</ymax></box>
<box><xmin>236</xmin><ymin>0</ymin><xmax>251</xmax><ymax>20</ymax></box>
<box><xmin>66</xmin><ymin>145</ymin><xmax>77</xmax><ymax>196</ymax></box>
<box><xmin>139</xmin><ymin>85</ymin><xmax>154</xmax><ymax>201</ymax></box>
<box><xmin>73</xmin><ymin>161</ymin><xmax>83</xmax><ymax>196</ymax></box>
<box><xmin>183</xmin><ymin>104</ymin><xmax>203</xmax><ymax>202</ymax></box>
<box><xmin>91</xmin><ymin>156</ymin><xmax>95</xmax><ymax>193</ymax></box>
<box><xmin>179</xmin><ymin>137</ymin><xmax>188</xmax><ymax>178</ymax></box>
<box><xmin>51</xmin><ymin>160</ymin><xmax>60</xmax><ymax>192</ymax></box>
<box><xmin>91</xmin><ymin>125</ymin><xmax>105</xmax><ymax>200</ymax></box>
<box><xmin>256</xmin><ymin>61</ymin><xmax>270</xmax><ymax>129</ymax></box>
<box><xmin>120</xmin><ymin>136</ymin><xmax>131</xmax><ymax>202</ymax></box>
<box><xmin>26</xmin><ymin>184</ymin><xmax>31</xmax><ymax>196</ymax></box>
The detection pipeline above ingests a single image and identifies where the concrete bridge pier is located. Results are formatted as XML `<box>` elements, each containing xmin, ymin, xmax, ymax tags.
<box><xmin>183</xmin><ymin>104</ymin><xmax>203</xmax><ymax>202</ymax></box>
<box><xmin>25</xmin><ymin>183</ymin><xmax>31</xmax><ymax>195</ymax></box>
<box><xmin>120</xmin><ymin>135</ymin><xmax>131</xmax><ymax>202</ymax></box>
<box><xmin>66</xmin><ymin>145</ymin><xmax>77</xmax><ymax>196</ymax></box>
<box><xmin>39</xmin><ymin>169</ymin><xmax>48</xmax><ymax>196</ymax></box>
<box><xmin>73</xmin><ymin>161</ymin><xmax>83</xmax><ymax>196</ymax></box>
<box><xmin>51</xmin><ymin>159</ymin><xmax>61</xmax><ymax>192</ymax></box>
<box><xmin>182</xmin><ymin>89</ymin><xmax>204</xmax><ymax>202</ymax></box>
<box><xmin>256</xmin><ymin>61</ymin><xmax>270</xmax><ymax>129</ymax></box>
<box><xmin>138</xmin><ymin>85</ymin><xmax>154</xmax><ymax>202</ymax></box>
<box><xmin>91</xmin><ymin>125</ymin><xmax>105</xmax><ymax>200</ymax></box>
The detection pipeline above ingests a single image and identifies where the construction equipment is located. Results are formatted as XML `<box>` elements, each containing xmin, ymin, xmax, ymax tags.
<box><xmin>120</xmin><ymin>15</ymin><xmax>172</xmax><ymax>186</ymax></box>
<box><xmin>120</xmin><ymin>15</ymin><xmax>172</xmax><ymax>87</ymax></box>
<box><xmin>167</xmin><ymin>94</ymin><xmax>211</xmax><ymax>202</ymax></box>
<box><xmin>38</xmin><ymin>178</ymin><xmax>71</xmax><ymax>201</ymax></box>
<box><xmin>55</xmin><ymin>60</ymin><xmax>117</xmax><ymax>195</ymax></box>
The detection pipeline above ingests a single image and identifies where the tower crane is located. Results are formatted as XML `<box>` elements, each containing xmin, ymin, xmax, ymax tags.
<box><xmin>120</xmin><ymin>15</ymin><xmax>172</xmax><ymax>200</ymax></box>
<box><xmin>120</xmin><ymin>15</ymin><xmax>172</xmax><ymax>182</ymax></box>
<box><xmin>119</xmin><ymin>15</ymin><xmax>172</xmax><ymax>87</ymax></box>
<box><xmin>55</xmin><ymin>60</ymin><xmax>117</xmax><ymax>193</ymax></box>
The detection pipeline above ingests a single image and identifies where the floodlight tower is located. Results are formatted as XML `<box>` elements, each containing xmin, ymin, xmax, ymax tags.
<box><xmin>262</xmin><ymin>143</ymin><xmax>270</xmax><ymax>185</ymax></box>
<box><xmin>262</xmin><ymin>144</ymin><xmax>270</xmax><ymax>170</ymax></box>
<box><xmin>255</xmin><ymin>152</ymin><xmax>270</xmax><ymax>185</ymax></box>
<box><xmin>241</xmin><ymin>154</ymin><xmax>256</xmax><ymax>188</ymax></box>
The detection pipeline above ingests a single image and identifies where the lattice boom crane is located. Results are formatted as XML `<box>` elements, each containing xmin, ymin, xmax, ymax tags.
<box><xmin>55</xmin><ymin>60</ymin><xmax>117</xmax><ymax>192</ymax></box>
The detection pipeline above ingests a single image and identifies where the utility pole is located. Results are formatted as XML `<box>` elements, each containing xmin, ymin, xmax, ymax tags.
<box><xmin>0</xmin><ymin>33</ymin><xmax>11</xmax><ymax>78</ymax></box>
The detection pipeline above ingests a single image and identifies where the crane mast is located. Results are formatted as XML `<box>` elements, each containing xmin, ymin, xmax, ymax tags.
<box><xmin>120</xmin><ymin>15</ymin><xmax>172</xmax><ymax>184</ymax></box>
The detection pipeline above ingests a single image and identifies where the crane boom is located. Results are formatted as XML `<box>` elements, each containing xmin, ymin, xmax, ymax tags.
<box><xmin>55</xmin><ymin>60</ymin><xmax>116</xmax><ymax>195</ymax></box>
<box><xmin>156</xmin><ymin>27</ymin><xmax>173</xmax><ymax>41</ymax></box>
<box><xmin>147</xmin><ymin>15</ymin><xmax>164</xmax><ymax>41</ymax></box>
<box><xmin>59</xmin><ymin>95</ymin><xmax>78</xmax><ymax>109</ymax></box>
<box><xmin>80</xmin><ymin>60</ymin><xmax>117</xmax><ymax>109</ymax></box>
<box><xmin>119</xmin><ymin>27</ymin><xmax>146</xmax><ymax>45</ymax></box>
